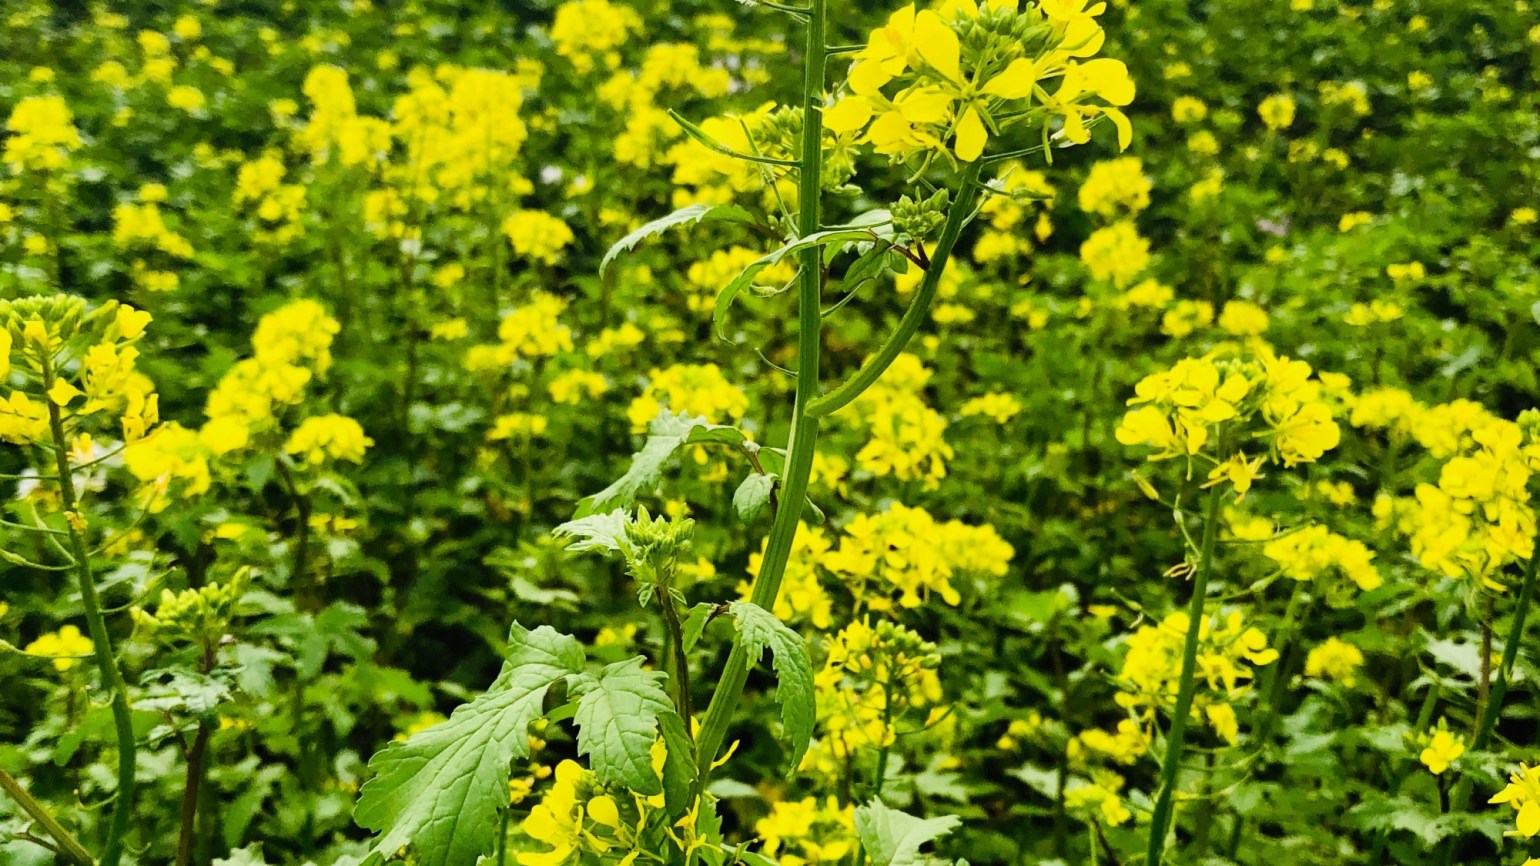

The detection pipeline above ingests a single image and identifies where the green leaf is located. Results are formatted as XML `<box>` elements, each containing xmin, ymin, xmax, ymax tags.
<box><xmin>734</xmin><ymin>472</ymin><xmax>778</xmax><ymax>523</ymax></box>
<box><xmin>601</xmin><ymin>203</ymin><xmax>758</xmax><ymax>277</ymax></box>
<box><xmin>727</xmin><ymin>601</ymin><xmax>815</xmax><ymax>770</ymax></box>
<box><xmin>554</xmin><ymin>509</ymin><xmax>631</xmax><ymax>553</ymax></box>
<box><xmin>855</xmin><ymin>799</ymin><xmax>962</xmax><ymax>866</ymax></box>
<box><xmin>658</xmin><ymin>707</ymin><xmax>699</xmax><ymax>820</ymax></box>
<box><xmin>569</xmin><ymin>656</ymin><xmax>675</xmax><ymax>795</ymax></box>
<box><xmin>681</xmin><ymin>602</ymin><xmax>716</xmax><ymax>652</ymax></box>
<box><xmin>576</xmin><ymin>410</ymin><xmax>749</xmax><ymax>517</ymax></box>
<box><xmin>354</xmin><ymin>623</ymin><xmax>583</xmax><ymax>866</ymax></box>
<box><xmin>713</xmin><ymin>211</ymin><xmax>893</xmax><ymax>339</ymax></box>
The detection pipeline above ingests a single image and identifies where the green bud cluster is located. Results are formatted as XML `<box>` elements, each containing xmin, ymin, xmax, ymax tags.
<box><xmin>892</xmin><ymin>188</ymin><xmax>950</xmax><ymax>241</ymax></box>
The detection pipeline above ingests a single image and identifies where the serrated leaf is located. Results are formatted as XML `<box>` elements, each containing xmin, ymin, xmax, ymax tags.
<box><xmin>354</xmin><ymin>624</ymin><xmax>584</xmax><ymax>866</ymax></box>
<box><xmin>734</xmin><ymin>472</ymin><xmax>778</xmax><ymax>523</ymax></box>
<box><xmin>577</xmin><ymin>410</ymin><xmax>747</xmax><ymax>517</ymax></box>
<box><xmin>658</xmin><ymin>707</ymin><xmax>698</xmax><ymax>819</ymax></box>
<box><xmin>855</xmin><ymin>799</ymin><xmax>962</xmax><ymax>866</ymax></box>
<box><xmin>727</xmin><ymin>601</ymin><xmax>815</xmax><ymax>770</ymax></box>
<box><xmin>554</xmin><ymin>509</ymin><xmax>631</xmax><ymax>553</ymax></box>
<box><xmin>714</xmin><ymin>211</ymin><xmax>893</xmax><ymax>339</ymax></box>
<box><xmin>570</xmin><ymin>657</ymin><xmax>675</xmax><ymax>795</ymax></box>
<box><xmin>601</xmin><ymin>204</ymin><xmax>758</xmax><ymax>277</ymax></box>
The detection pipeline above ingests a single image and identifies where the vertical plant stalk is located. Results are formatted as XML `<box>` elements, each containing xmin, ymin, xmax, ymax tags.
<box><xmin>690</xmin><ymin>0</ymin><xmax>829</xmax><ymax>793</ymax></box>
<box><xmin>660</xmin><ymin>591</ymin><xmax>695</xmax><ymax>722</ymax></box>
<box><xmin>1145</xmin><ymin>485</ymin><xmax>1224</xmax><ymax>866</ymax></box>
<box><xmin>42</xmin><ymin>364</ymin><xmax>136</xmax><ymax>866</ymax></box>
<box><xmin>1437</xmin><ymin>536</ymin><xmax>1540</xmax><ymax>866</ymax></box>
<box><xmin>0</xmin><ymin>767</ymin><xmax>95</xmax><ymax>866</ymax></box>
<box><xmin>175</xmin><ymin>643</ymin><xmax>217</xmax><ymax>866</ymax></box>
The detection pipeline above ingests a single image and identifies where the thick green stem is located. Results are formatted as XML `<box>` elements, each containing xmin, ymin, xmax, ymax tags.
<box><xmin>42</xmin><ymin>365</ymin><xmax>135</xmax><ymax>866</ymax></box>
<box><xmin>691</xmin><ymin>0</ymin><xmax>828</xmax><ymax>793</ymax></box>
<box><xmin>806</xmin><ymin>160</ymin><xmax>981</xmax><ymax>419</ymax></box>
<box><xmin>1145</xmin><ymin>485</ymin><xmax>1224</xmax><ymax>866</ymax></box>
<box><xmin>0</xmin><ymin>767</ymin><xmax>95</xmax><ymax>865</ymax></box>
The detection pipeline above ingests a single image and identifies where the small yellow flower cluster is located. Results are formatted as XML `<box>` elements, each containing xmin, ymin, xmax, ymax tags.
<box><xmin>234</xmin><ymin>153</ymin><xmax>307</xmax><ymax>245</ymax></box>
<box><xmin>470</xmin><ymin>292</ymin><xmax>575</xmax><ymax>372</ymax></box>
<box><xmin>742</xmin><ymin>523</ymin><xmax>836</xmax><ymax>629</ymax></box>
<box><xmin>1258</xmin><ymin>93</ymin><xmax>1296</xmax><ymax>131</ymax></box>
<box><xmin>1079</xmin><ymin>221</ymin><xmax>1150</xmax><ymax>288</ymax></box>
<box><xmin>1116</xmin><ymin>610</ymin><xmax>1278</xmax><ymax>744</ymax></box>
<box><xmin>1078</xmin><ymin>156</ymin><xmax>1151</xmax><ymax>217</ymax></box>
<box><xmin>754</xmin><ymin>796</ymin><xmax>857</xmax><ymax>866</ymax></box>
<box><xmin>1064</xmin><ymin>775</ymin><xmax>1133</xmax><ymax>826</ymax></box>
<box><xmin>4</xmin><ymin>94</ymin><xmax>82</xmax><ymax>172</ymax></box>
<box><xmin>0</xmin><ymin>297</ymin><xmax>158</xmax><ymax>449</ymax></box>
<box><xmin>818</xmin><ymin>619</ymin><xmax>942</xmax><ymax>734</ymax></box>
<box><xmin>1074</xmin><ymin>718</ymin><xmax>1150</xmax><ymax>765</ymax></box>
<box><xmin>1398</xmin><ymin>412</ymin><xmax>1539</xmax><ymax>586</ymax></box>
<box><xmin>1263</xmin><ymin>524</ymin><xmax>1383</xmax><ymax>597</ymax></box>
<box><xmin>825</xmin><ymin>0</ymin><xmax>1135</xmax><ymax>162</ymax></box>
<box><xmin>503</xmin><ymin>210</ymin><xmax>575</xmax><ymax>266</ymax></box>
<box><xmin>285</xmin><ymin>414</ymin><xmax>373</xmax><ymax>465</ymax></box>
<box><xmin>200</xmin><ymin>298</ymin><xmax>341</xmax><ymax>456</ymax></box>
<box><xmin>601</xmin><ymin>44</ymin><xmax>732</xmax><ymax>169</ymax></box>
<box><xmin>823</xmin><ymin>503</ymin><xmax>1013</xmax><ymax>609</ymax></box>
<box><xmin>974</xmin><ymin>164</ymin><xmax>1055</xmax><ymax>263</ymax></box>
<box><xmin>959</xmin><ymin>391</ymin><xmax>1023</xmax><ymax>423</ymax></box>
<box><xmin>1303</xmin><ymin>636</ymin><xmax>1365</xmax><ymax>686</ymax></box>
<box><xmin>627</xmin><ymin>363</ymin><xmax>750</xmax><ymax>432</ymax></box>
<box><xmin>842</xmin><ymin>354</ymin><xmax>953</xmax><ymax>488</ymax></box>
<box><xmin>24</xmin><ymin>624</ymin><xmax>93</xmax><ymax>672</ymax></box>
<box><xmin>1116</xmin><ymin>349</ymin><xmax>1344</xmax><ymax>497</ymax></box>
<box><xmin>549</xmin><ymin>0</ymin><xmax>641</xmax><ymax>73</ymax></box>
<box><xmin>547</xmin><ymin>370</ymin><xmax>608</xmax><ymax>406</ymax></box>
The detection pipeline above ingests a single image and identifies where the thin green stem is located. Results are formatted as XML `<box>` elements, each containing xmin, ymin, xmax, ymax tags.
<box><xmin>0</xmin><ymin>767</ymin><xmax>95</xmax><ymax>865</ymax></box>
<box><xmin>691</xmin><ymin>0</ymin><xmax>827</xmax><ymax>795</ymax></box>
<box><xmin>1437</xmin><ymin>536</ymin><xmax>1540</xmax><ymax>866</ymax></box>
<box><xmin>42</xmin><ymin>364</ymin><xmax>135</xmax><ymax>866</ymax></box>
<box><xmin>806</xmin><ymin>160</ymin><xmax>982</xmax><ymax>419</ymax></box>
<box><xmin>660</xmin><ymin>590</ymin><xmax>695</xmax><ymax>723</ymax></box>
<box><xmin>1145</xmin><ymin>485</ymin><xmax>1224</xmax><ymax>866</ymax></box>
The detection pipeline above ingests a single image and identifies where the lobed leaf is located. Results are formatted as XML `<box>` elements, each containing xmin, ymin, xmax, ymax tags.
<box><xmin>353</xmin><ymin>624</ymin><xmax>583</xmax><ymax>866</ymax></box>
<box><xmin>569</xmin><ymin>656</ymin><xmax>675</xmax><ymax>795</ymax></box>
<box><xmin>600</xmin><ymin>203</ymin><xmax>759</xmax><ymax>277</ymax></box>
<box><xmin>727</xmin><ymin>601</ymin><xmax>815</xmax><ymax>770</ymax></box>
<box><xmin>855</xmin><ymin>799</ymin><xmax>962</xmax><ymax>866</ymax></box>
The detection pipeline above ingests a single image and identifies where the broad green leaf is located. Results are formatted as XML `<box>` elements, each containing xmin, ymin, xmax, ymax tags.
<box><xmin>855</xmin><ymin>799</ymin><xmax>962</xmax><ymax>866</ymax></box>
<box><xmin>554</xmin><ymin>509</ymin><xmax>631</xmax><ymax>553</ymax></box>
<box><xmin>354</xmin><ymin>624</ymin><xmax>583</xmax><ymax>866</ymax></box>
<box><xmin>600</xmin><ymin>204</ymin><xmax>758</xmax><ymax>277</ymax></box>
<box><xmin>569</xmin><ymin>656</ymin><xmax>675</xmax><ymax>795</ymax></box>
<box><xmin>727</xmin><ymin>601</ymin><xmax>815</xmax><ymax>769</ymax></box>
<box><xmin>713</xmin><ymin>211</ymin><xmax>893</xmax><ymax>338</ymax></box>
<box><xmin>734</xmin><ymin>472</ymin><xmax>778</xmax><ymax>523</ymax></box>
<box><xmin>576</xmin><ymin>410</ymin><xmax>749</xmax><ymax>517</ymax></box>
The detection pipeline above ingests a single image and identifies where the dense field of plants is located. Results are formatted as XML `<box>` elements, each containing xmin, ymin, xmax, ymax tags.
<box><xmin>3</xmin><ymin>0</ymin><xmax>1540</xmax><ymax>863</ymax></box>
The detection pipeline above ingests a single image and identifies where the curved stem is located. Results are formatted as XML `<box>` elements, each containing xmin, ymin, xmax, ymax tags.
<box><xmin>691</xmin><ymin>0</ymin><xmax>827</xmax><ymax>794</ymax></box>
<box><xmin>42</xmin><ymin>364</ymin><xmax>135</xmax><ymax>866</ymax></box>
<box><xmin>1145</xmin><ymin>485</ymin><xmax>1224</xmax><ymax>866</ymax></box>
<box><xmin>0</xmin><ymin>767</ymin><xmax>95</xmax><ymax>865</ymax></box>
<box><xmin>806</xmin><ymin>159</ymin><xmax>982</xmax><ymax>419</ymax></box>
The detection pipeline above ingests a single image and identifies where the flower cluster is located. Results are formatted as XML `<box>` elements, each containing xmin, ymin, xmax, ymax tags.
<box><xmin>1115</xmin><ymin>349</ymin><xmax>1344</xmax><ymax>496</ymax></box>
<box><xmin>1116</xmin><ymin>610</ymin><xmax>1278</xmax><ymax>744</ymax></box>
<box><xmin>825</xmin><ymin>0</ymin><xmax>1135</xmax><ymax>162</ymax></box>
<box><xmin>823</xmin><ymin>502</ymin><xmax>1013</xmax><ymax>609</ymax></box>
